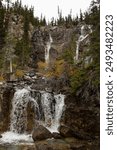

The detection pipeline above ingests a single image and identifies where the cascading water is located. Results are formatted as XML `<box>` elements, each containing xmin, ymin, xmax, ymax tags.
<box><xmin>10</xmin><ymin>88</ymin><xmax>39</xmax><ymax>134</ymax></box>
<box><xmin>0</xmin><ymin>88</ymin><xmax>39</xmax><ymax>144</ymax></box>
<box><xmin>81</xmin><ymin>25</ymin><xmax>85</xmax><ymax>35</ymax></box>
<box><xmin>52</xmin><ymin>94</ymin><xmax>65</xmax><ymax>132</ymax></box>
<box><xmin>45</xmin><ymin>34</ymin><xmax>53</xmax><ymax>64</ymax></box>
<box><xmin>41</xmin><ymin>92</ymin><xmax>54</xmax><ymax>128</ymax></box>
<box><xmin>74</xmin><ymin>25</ymin><xmax>91</xmax><ymax>63</ymax></box>
<box><xmin>41</xmin><ymin>92</ymin><xmax>65</xmax><ymax>132</ymax></box>
<box><xmin>0</xmin><ymin>87</ymin><xmax>65</xmax><ymax>143</ymax></box>
<box><xmin>74</xmin><ymin>25</ymin><xmax>85</xmax><ymax>63</ymax></box>
<box><xmin>10</xmin><ymin>89</ymin><xmax>64</xmax><ymax>133</ymax></box>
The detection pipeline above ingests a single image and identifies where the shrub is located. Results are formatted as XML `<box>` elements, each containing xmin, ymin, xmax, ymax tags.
<box><xmin>15</xmin><ymin>69</ymin><xmax>24</xmax><ymax>78</ymax></box>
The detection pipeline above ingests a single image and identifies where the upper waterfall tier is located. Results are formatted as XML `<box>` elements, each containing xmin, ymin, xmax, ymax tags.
<box><xmin>74</xmin><ymin>25</ymin><xmax>92</xmax><ymax>63</ymax></box>
<box><xmin>45</xmin><ymin>34</ymin><xmax>53</xmax><ymax>64</ymax></box>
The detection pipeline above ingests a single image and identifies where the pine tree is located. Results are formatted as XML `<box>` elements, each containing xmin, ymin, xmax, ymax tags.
<box><xmin>51</xmin><ymin>17</ymin><xmax>54</xmax><ymax>26</ymax></box>
<box><xmin>0</xmin><ymin>2</ymin><xmax>5</xmax><ymax>49</ymax></box>
<box><xmin>70</xmin><ymin>2</ymin><xmax>100</xmax><ymax>94</ymax></box>
<box><xmin>74</xmin><ymin>15</ymin><xmax>79</xmax><ymax>26</ymax></box>
<box><xmin>84</xmin><ymin>12</ymin><xmax>90</xmax><ymax>24</ymax></box>
<box><xmin>80</xmin><ymin>9</ymin><xmax>83</xmax><ymax>22</ymax></box>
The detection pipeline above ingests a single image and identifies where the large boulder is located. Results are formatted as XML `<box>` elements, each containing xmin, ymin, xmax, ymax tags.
<box><xmin>59</xmin><ymin>125</ymin><xmax>74</xmax><ymax>138</ymax></box>
<box><xmin>32</xmin><ymin>125</ymin><xmax>52</xmax><ymax>141</ymax></box>
<box><xmin>52</xmin><ymin>132</ymin><xmax>61</xmax><ymax>139</ymax></box>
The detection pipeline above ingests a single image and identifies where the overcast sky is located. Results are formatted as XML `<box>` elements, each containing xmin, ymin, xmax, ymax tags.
<box><xmin>6</xmin><ymin>0</ymin><xmax>92</xmax><ymax>21</ymax></box>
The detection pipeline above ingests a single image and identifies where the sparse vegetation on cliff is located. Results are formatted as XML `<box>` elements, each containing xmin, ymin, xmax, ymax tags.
<box><xmin>0</xmin><ymin>1</ymin><xmax>100</xmax><ymax>149</ymax></box>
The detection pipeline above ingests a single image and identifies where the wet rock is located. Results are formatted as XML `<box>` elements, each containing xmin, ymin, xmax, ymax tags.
<box><xmin>59</xmin><ymin>125</ymin><xmax>74</xmax><ymax>137</ymax></box>
<box><xmin>0</xmin><ymin>134</ymin><xmax>2</xmax><ymax>138</ymax></box>
<box><xmin>59</xmin><ymin>126</ymin><xmax>91</xmax><ymax>140</ymax></box>
<box><xmin>30</xmin><ymin>29</ymin><xmax>48</xmax><ymax>67</ymax></box>
<box><xmin>52</xmin><ymin>132</ymin><xmax>62</xmax><ymax>139</ymax></box>
<box><xmin>62</xmin><ymin>94</ymin><xmax>100</xmax><ymax>138</ymax></box>
<box><xmin>49</xmin><ymin>47</ymin><xmax>58</xmax><ymax>62</ymax></box>
<box><xmin>45</xmin><ymin>87</ymin><xmax>53</xmax><ymax>93</ymax></box>
<box><xmin>0</xmin><ymin>144</ymin><xmax>36</xmax><ymax>150</ymax></box>
<box><xmin>35</xmin><ymin>139</ymin><xmax>71</xmax><ymax>150</ymax></box>
<box><xmin>64</xmin><ymin>138</ymin><xmax>86</xmax><ymax>150</ymax></box>
<box><xmin>1</xmin><ymin>86</ymin><xmax>15</xmax><ymax>132</ymax></box>
<box><xmin>32</xmin><ymin>125</ymin><xmax>52</xmax><ymax>141</ymax></box>
<box><xmin>70</xmin><ymin>144</ymin><xmax>86</xmax><ymax>150</ymax></box>
<box><xmin>30</xmin><ymin>26</ymin><xmax>78</xmax><ymax>69</ymax></box>
<box><xmin>64</xmin><ymin>137</ymin><xmax>100</xmax><ymax>150</ymax></box>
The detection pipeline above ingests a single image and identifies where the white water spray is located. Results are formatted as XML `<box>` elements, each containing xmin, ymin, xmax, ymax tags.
<box><xmin>10</xmin><ymin>88</ymin><xmax>39</xmax><ymax>134</ymax></box>
<box><xmin>51</xmin><ymin>94</ymin><xmax>65</xmax><ymax>132</ymax></box>
<box><xmin>74</xmin><ymin>25</ymin><xmax>91</xmax><ymax>63</ymax></box>
<box><xmin>41</xmin><ymin>92</ymin><xmax>65</xmax><ymax>132</ymax></box>
<box><xmin>0</xmin><ymin>88</ymin><xmax>65</xmax><ymax>143</ymax></box>
<box><xmin>41</xmin><ymin>92</ymin><xmax>54</xmax><ymax>128</ymax></box>
<box><xmin>45</xmin><ymin>34</ymin><xmax>53</xmax><ymax>64</ymax></box>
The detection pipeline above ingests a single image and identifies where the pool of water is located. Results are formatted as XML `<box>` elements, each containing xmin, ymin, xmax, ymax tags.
<box><xmin>0</xmin><ymin>132</ymin><xmax>35</xmax><ymax>150</ymax></box>
<box><xmin>0</xmin><ymin>144</ymin><xmax>35</xmax><ymax>150</ymax></box>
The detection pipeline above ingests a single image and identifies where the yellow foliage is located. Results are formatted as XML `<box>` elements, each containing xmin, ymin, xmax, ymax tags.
<box><xmin>15</xmin><ymin>69</ymin><xmax>24</xmax><ymax>78</ymax></box>
<box><xmin>69</xmin><ymin>67</ymin><xmax>78</xmax><ymax>76</ymax></box>
<box><xmin>0</xmin><ymin>75</ymin><xmax>4</xmax><ymax>81</ymax></box>
<box><xmin>37</xmin><ymin>59</ymin><xmax>66</xmax><ymax>78</ymax></box>
<box><xmin>45</xmin><ymin>59</ymin><xmax>65</xmax><ymax>77</ymax></box>
<box><xmin>45</xmin><ymin>71</ymin><xmax>54</xmax><ymax>77</ymax></box>
<box><xmin>55</xmin><ymin>59</ymin><xmax>64</xmax><ymax>66</ymax></box>
<box><xmin>38</xmin><ymin>62</ymin><xmax>48</xmax><ymax>70</ymax></box>
<box><xmin>12</xmin><ymin>63</ymin><xmax>17</xmax><ymax>68</ymax></box>
<box><xmin>54</xmin><ymin>59</ymin><xmax>64</xmax><ymax>76</ymax></box>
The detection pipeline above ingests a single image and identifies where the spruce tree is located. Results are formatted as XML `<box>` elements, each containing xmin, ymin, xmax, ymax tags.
<box><xmin>80</xmin><ymin>9</ymin><xmax>83</xmax><ymax>22</ymax></box>
<box><xmin>0</xmin><ymin>2</ymin><xmax>5</xmax><ymax>49</ymax></box>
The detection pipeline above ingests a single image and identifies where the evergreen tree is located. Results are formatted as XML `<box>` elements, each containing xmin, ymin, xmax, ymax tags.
<box><xmin>39</xmin><ymin>14</ymin><xmax>46</xmax><ymax>26</ymax></box>
<box><xmin>73</xmin><ymin>15</ymin><xmax>79</xmax><ymax>26</ymax></box>
<box><xmin>0</xmin><ymin>2</ymin><xmax>5</xmax><ymax>50</ymax></box>
<box><xmin>51</xmin><ymin>17</ymin><xmax>54</xmax><ymax>26</ymax></box>
<box><xmin>23</xmin><ymin>10</ymin><xmax>29</xmax><ymax>42</ymax></box>
<box><xmin>80</xmin><ymin>9</ymin><xmax>83</xmax><ymax>22</ymax></box>
<box><xmin>70</xmin><ymin>2</ymin><xmax>100</xmax><ymax>94</ymax></box>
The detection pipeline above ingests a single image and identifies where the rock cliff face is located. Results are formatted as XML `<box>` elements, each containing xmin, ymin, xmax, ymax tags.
<box><xmin>0</xmin><ymin>23</ymin><xmax>99</xmax><ymax>130</ymax></box>
<box><xmin>30</xmin><ymin>26</ymin><xmax>79</xmax><ymax>68</ymax></box>
<box><xmin>0</xmin><ymin>23</ymin><xmax>99</xmax><ymax>149</ymax></box>
<box><xmin>0</xmin><ymin>0</ymin><xmax>100</xmax><ymax>149</ymax></box>
<box><xmin>30</xmin><ymin>24</ymin><xmax>92</xmax><ymax>70</ymax></box>
<box><xmin>0</xmin><ymin>85</ymin><xmax>14</xmax><ymax>132</ymax></box>
<box><xmin>62</xmin><ymin>94</ymin><xmax>100</xmax><ymax>138</ymax></box>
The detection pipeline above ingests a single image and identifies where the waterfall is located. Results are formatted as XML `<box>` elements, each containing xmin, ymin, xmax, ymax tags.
<box><xmin>0</xmin><ymin>88</ymin><xmax>39</xmax><ymax>144</ymax></box>
<box><xmin>41</xmin><ymin>92</ymin><xmax>54</xmax><ymax>128</ymax></box>
<box><xmin>74</xmin><ymin>40</ymin><xmax>80</xmax><ymax>63</ymax></box>
<box><xmin>10</xmin><ymin>88</ymin><xmax>39</xmax><ymax>134</ymax></box>
<box><xmin>45</xmin><ymin>34</ymin><xmax>53</xmax><ymax>64</ymax></box>
<box><xmin>81</xmin><ymin>25</ymin><xmax>85</xmax><ymax>35</ymax></box>
<box><xmin>41</xmin><ymin>92</ymin><xmax>65</xmax><ymax>132</ymax></box>
<box><xmin>74</xmin><ymin>25</ymin><xmax>85</xmax><ymax>63</ymax></box>
<box><xmin>52</xmin><ymin>94</ymin><xmax>65</xmax><ymax>132</ymax></box>
<box><xmin>0</xmin><ymin>87</ymin><xmax>65</xmax><ymax>143</ymax></box>
<box><xmin>10</xmin><ymin>89</ymin><xmax>64</xmax><ymax>133</ymax></box>
<box><xmin>74</xmin><ymin>25</ymin><xmax>91</xmax><ymax>63</ymax></box>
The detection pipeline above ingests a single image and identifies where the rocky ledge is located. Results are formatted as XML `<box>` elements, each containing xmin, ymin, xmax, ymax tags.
<box><xmin>32</xmin><ymin>125</ymin><xmax>99</xmax><ymax>150</ymax></box>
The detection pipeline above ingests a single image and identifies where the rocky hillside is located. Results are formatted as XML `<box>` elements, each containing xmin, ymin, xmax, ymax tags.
<box><xmin>0</xmin><ymin>0</ymin><xmax>100</xmax><ymax>149</ymax></box>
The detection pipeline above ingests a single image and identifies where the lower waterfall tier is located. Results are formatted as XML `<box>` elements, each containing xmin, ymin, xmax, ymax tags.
<box><xmin>10</xmin><ymin>88</ymin><xmax>65</xmax><ymax>134</ymax></box>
